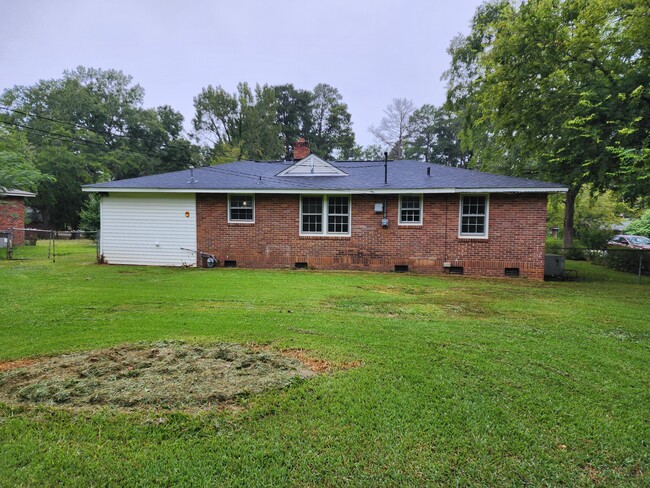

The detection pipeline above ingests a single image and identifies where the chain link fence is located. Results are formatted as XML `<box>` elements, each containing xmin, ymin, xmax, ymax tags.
<box><xmin>0</xmin><ymin>228</ymin><xmax>98</xmax><ymax>263</ymax></box>
<box><xmin>546</xmin><ymin>245</ymin><xmax>649</xmax><ymax>284</ymax></box>
<box><xmin>2</xmin><ymin>229</ymin><xmax>647</xmax><ymax>285</ymax></box>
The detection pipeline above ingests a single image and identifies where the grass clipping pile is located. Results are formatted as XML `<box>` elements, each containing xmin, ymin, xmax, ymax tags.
<box><xmin>0</xmin><ymin>342</ymin><xmax>318</xmax><ymax>411</ymax></box>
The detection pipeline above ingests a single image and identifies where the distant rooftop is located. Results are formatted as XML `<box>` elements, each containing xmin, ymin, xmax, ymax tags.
<box><xmin>0</xmin><ymin>188</ymin><xmax>36</xmax><ymax>198</ymax></box>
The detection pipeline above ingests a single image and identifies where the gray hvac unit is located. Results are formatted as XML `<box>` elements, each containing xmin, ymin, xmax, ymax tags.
<box><xmin>544</xmin><ymin>254</ymin><xmax>565</xmax><ymax>277</ymax></box>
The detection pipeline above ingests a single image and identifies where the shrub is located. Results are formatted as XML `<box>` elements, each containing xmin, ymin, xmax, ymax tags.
<box><xmin>625</xmin><ymin>210</ymin><xmax>650</xmax><ymax>238</ymax></box>
<box><xmin>604</xmin><ymin>248</ymin><xmax>649</xmax><ymax>276</ymax></box>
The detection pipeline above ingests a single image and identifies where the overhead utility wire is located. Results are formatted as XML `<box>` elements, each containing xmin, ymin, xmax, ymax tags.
<box><xmin>0</xmin><ymin>119</ymin><xmax>109</xmax><ymax>148</ymax></box>
<box><xmin>2</xmin><ymin>106</ymin><xmax>393</xmax><ymax>184</ymax></box>
<box><xmin>200</xmin><ymin>165</ymin><xmax>323</xmax><ymax>189</ymax></box>
<box><xmin>0</xmin><ymin>105</ymin><xmax>192</xmax><ymax>153</ymax></box>
<box><xmin>2</xmin><ymin>118</ymin><xmax>328</xmax><ymax>189</ymax></box>
<box><xmin>0</xmin><ymin>118</ymin><xmax>201</xmax><ymax>174</ymax></box>
<box><xmin>0</xmin><ymin>117</ymin><xmax>192</xmax><ymax>163</ymax></box>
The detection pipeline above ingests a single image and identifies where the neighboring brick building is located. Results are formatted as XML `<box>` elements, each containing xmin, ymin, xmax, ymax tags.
<box><xmin>84</xmin><ymin>148</ymin><xmax>566</xmax><ymax>279</ymax></box>
<box><xmin>0</xmin><ymin>189</ymin><xmax>36</xmax><ymax>246</ymax></box>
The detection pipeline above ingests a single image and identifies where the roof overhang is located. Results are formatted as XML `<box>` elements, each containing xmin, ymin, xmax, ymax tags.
<box><xmin>83</xmin><ymin>186</ymin><xmax>568</xmax><ymax>195</ymax></box>
<box><xmin>0</xmin><ymin>188</ymin><xmax>36</xmax><ymax>198</ymax></box>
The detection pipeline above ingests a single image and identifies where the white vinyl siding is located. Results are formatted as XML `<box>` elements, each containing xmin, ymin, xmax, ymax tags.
<box><xmin>100</xmin><ymin>193</ymin><xmax>197</xmax><ymax>266</ymax></box>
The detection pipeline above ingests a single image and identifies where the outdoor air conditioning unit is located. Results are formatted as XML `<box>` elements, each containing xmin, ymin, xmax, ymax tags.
<box><xmin>544</xmin><ymin>254</ymin><xmax>565</xmax><ymax>277</ymax></box>
<box><xmin>0</xmin><ymin>237</ymin><xmax>7</xmax><ymax>248</ymax></box>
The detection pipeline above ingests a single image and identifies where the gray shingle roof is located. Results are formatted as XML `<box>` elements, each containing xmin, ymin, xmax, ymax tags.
<box><xmin>83</xmin><ymin>160</ymin><xmax>567</xmax><ymax>193</ymax></box>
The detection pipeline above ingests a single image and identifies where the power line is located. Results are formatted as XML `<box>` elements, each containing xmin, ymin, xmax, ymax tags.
<box><xmin>0</xmin><ymin>105</ymin><xmax>192</xmax><ymax>154</ymax></box>
<box><xmin>0</xmin><ymin>116</ymin><xmax>192</xmax><ymax>164</ymax></box>
<box><xmin>1</xmin><ymin>105</ymin><xmax>391</xmax><ymax>186</ymax></box>
<box><xmin>200</xmin><ymin>165</ymin><xmax>323</xmax><ymax>189</ymax></box>
<box><xmin>1</xmin><ymin>116</ymin><xmax>312</xmax><ymax>187</ymax></box>
<box><xmin>0</xmin><ymin>119</ymin><xmax>108</xmax><ymax>148</ymax></box>
<box><xmin>0</xmin><ymin>119</ymin><xmax>180</xmax><ymax>174</ymax></box>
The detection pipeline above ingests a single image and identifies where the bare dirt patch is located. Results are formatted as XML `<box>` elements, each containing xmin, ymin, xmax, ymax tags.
<box><xmin>0</xmin><ymin>359</ymin><xmax>41</xmax><ymax>372</ymax></box>
<box><xmin>0</xmin><ymin>342</ymin><xmax>321</xmax><ymax>411</ymax></box>
<box><xmin>278</xmin><ymin>349</ymin><xmax>361</xmax><ymax>374</ymax></box>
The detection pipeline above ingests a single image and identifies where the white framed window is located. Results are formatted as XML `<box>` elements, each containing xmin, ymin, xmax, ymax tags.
<box><xmin>300</xmin><ymin>195</ymin><xmax>351</xmax><ymax>236</ymax></box>
<box><xmin>228</xmin><ymin>194</ymin><xmax>255</xmax><ymax>223</ymax></box>
<box><xmin>399</xmin><ymin>195</ymin><xmax>423</xmax><ymax>225</ymax></box>
<box><xmin>459</xmin><ymin>194</ymin><xmax>489</xmax><ymax>238</ymax></box>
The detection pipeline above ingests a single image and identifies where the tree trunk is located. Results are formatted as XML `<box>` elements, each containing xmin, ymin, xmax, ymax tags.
<box><xmin>563</xmin><ymin>185</ymin><xmax>579</xmax><ymax>248</ymax></box>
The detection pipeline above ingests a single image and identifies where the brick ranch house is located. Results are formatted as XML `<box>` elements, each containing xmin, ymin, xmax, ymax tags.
<box><xmin>83</xmin><ymin>152</ymin><xmax>566</xmax><ymax>280</ymax></box>
<box><xmin>0</xmin><ymin>188</ymin><xmax>36</xmax><ymax>246</ymax></box>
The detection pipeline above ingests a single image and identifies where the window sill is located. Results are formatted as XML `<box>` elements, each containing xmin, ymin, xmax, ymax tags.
<box><xmin>227</xmin><ymin>222</ymin><xmax>255</xmax><ymax>226</ymax></box>
<box><xmin>299</xmin><ymin>234</ymin><xmax>351</xmax><ymax>240</ymax></box>
<box><xmin>458</xmin><ymin>236</ymin><xmax>489</xmax><ymax>241</ymax></box>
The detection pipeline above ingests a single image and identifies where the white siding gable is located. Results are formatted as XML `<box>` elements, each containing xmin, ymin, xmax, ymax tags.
<box><xmin>100</xmin><ymin>193</ymin><xmax>197</xmax><ymax>266</ymax></box>
<box><xmin>276</xmin><ymin>154</ymin><xmax>347</xmax><ymax>177</ymax></box>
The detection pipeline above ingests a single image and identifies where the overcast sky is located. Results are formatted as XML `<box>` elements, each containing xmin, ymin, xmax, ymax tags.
<box><xmin>1</xmin><ymin>0</ymin><xmax>484</xmax><ymax>147</ymax></box>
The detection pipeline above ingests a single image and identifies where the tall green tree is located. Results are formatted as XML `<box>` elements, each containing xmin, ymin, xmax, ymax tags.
<box><xmin>192</xmin><ymin>83</ymin><xmax>283</xmax><ymax>162</ymax></box>
<box><xmin>274</xmin><ymin>84</ymin><xmax>313</xmax><ymax>160</ymax></box>
<box><xmin>309</xmin><ymin>84</ymin><xmax>355</xmax><ymax>160</ymax></box>
<box><xmin>405</xmin><ymin>104</ymin><xmax>469</xmax><ymax>166</ymax></box>
<box><xmin>0</xmin><ymin>127</ymin><xmax>52</xmax><ymax>190</ymax></box>
<box><xmin>1</xmin><ymin>67</ymin><xmax>195</xmax><ymax>229</ymax></box>
<box><xmin>445</xmin><ymin>0</ymin><xmax>650</xmax><ymax>246</ymax></box>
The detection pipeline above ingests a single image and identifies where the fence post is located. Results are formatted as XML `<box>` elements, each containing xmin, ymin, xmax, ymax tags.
<box><xmin>7</xmin><ymin>228</ymin><xmax>13</xmax><ymax>260</ymax></box>
<box><xmin>639</xmin><ymin>252</ymin><xmax>643</xmax><ymax>284</ymax></box>
<box><xmin>96</xmin><ymin>230</ymin><xmax>100</xmax><ymax>263</ymax></box>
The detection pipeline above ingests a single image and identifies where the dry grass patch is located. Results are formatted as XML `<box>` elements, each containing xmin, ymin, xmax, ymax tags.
<box><xmin>0</xmin><ymin>342</ymin><xmax>317</xmax><ymax>411</ymax></box>
<box><xmin>277</xmin><ymin>348</ymin><xmax>361</xmax><ymax>374</ymax></box>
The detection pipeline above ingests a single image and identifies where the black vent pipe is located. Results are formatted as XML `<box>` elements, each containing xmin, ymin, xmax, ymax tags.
<box><xmin>384</xmin><ymin>151</ymin><xmax>388</xmax><ymax>185</ymax></box>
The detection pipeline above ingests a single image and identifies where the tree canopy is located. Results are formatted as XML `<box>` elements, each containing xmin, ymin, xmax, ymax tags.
<box><xmin>444</xmin><ymin>0</ymin><xmax>650</xmax><ymax>245</ymax></box>
<box><xmin>1</xmin><ymin>67</ymin><xmax>195</xmax><ymax>229</ymax></box>
<box><xmin>0</xmin><ymin>127</ymin><xmax>52</xmax><ymax>191</ymax></box>
<box><xmin>193</xmin><ymin>82</ymin><xmax>356</xmax><ymax>162</ymax></box>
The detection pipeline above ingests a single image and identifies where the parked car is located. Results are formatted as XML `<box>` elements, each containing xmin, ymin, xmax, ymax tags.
<box><xmin>607</xmin><ymin>235</ymin><xmax>650</xmax><ymax>250</ymax></box>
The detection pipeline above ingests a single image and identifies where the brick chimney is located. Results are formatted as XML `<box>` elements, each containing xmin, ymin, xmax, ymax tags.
<box><xmin>292</xmin><ymin>137</ymin><xmax>310</xmax><ymax>160</ymax></box>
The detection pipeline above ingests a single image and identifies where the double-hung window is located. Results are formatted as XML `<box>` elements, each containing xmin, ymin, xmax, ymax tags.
<box><xmin>228</xmin><ymin>194</ymin><xmax>254</xmax><ymax>223</ymax></box>
<box><xmin>301</xmin><ymin>195</ymin><xmax>350</xmax><ymax>236</ymax></box>
<box><xmin>399</xmin><ymin>195</ymin><xmax>422</xmax><ymax>225</ymax></box>
<box><xmin>459</xmin><ymin>194</ymin><xmax>488</xmax><ymax>237</ymax></box>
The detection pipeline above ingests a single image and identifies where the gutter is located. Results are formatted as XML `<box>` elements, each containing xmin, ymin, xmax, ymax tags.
<box><xmin>82</xmin><ymin>187</ymin><xmax>568</xmax><ymax>195</ymax></box>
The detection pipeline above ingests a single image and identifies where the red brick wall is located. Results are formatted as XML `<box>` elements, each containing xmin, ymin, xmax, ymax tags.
<box><xmin>0</xmin><ymin>197</ymin><xmax>26</xmax><ymax>245</ymax></box>
<box><xmin>196</xmin><ymin>193</ymin><xmax>548</xmax><ymax>279</ymax></box>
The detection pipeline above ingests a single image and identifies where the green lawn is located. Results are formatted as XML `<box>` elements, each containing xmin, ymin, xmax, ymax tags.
<box><xmin>1</xmin><ymin>241</ymin><xmax>648</xmax><ymax>486</ymax></box>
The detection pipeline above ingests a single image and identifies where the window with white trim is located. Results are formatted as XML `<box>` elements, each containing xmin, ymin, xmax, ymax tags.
<box><xmin>301</xmin><ymin>195</ymin><xmax>350</xmax><ymax>235</ymax></box>
<box><xmin>228</xmin><ymin>194</ymin><xmax>254</xmax><ymax>222</ymax></box>
<box><xmin>399</xmin><ymin>195</ymin><xmax>422</xmax><ymax>225</ymax></box>
<box><xmin>459</xmin><ymin>194</ymin><xmax>488</xmax><ymax>237</ymax></box>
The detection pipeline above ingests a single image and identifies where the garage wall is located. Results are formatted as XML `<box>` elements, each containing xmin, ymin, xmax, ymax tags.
<box><xmin>100</xmin><ymin>193</ymin><xmax>196</xmax><ymax>266</ymax></box>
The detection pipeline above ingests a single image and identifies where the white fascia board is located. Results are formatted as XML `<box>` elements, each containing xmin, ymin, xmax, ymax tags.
<box><xmin>0</xmin><ymin>189</ymin><xmax>37</xmax><ymax>197</ymax></box>
<box><xmin>83</xmin><ymin>186</ymin><xmax>568</xmax><ymax>194</ymax></box>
